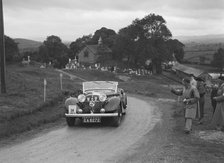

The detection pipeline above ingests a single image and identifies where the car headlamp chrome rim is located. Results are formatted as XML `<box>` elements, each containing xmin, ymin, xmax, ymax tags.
<box><xmin>78</xmin><ymin>94</ymin><xmax>86</xmax><ymax>103</ymax></box>
<box><xmin>99</xmin><ymin>93</ymin><xmax>107</xmax><ymax>102</ymax></box>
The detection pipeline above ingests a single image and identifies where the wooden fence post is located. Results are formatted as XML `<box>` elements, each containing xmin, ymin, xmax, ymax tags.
<box><xmin>60</xmin><ymin>73</ymin><xmax>63</xmax><ymax>90</ymax></box>
<box><xmin>44</xmin><ymin>79</ymin><xmax>47</xmax><ymax>102</ymax></box>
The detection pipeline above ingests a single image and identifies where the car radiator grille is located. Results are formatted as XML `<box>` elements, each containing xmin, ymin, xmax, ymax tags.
<box><xmin>82</xmin><ymin>94</ymin><xmax>103</xmax><ymax>113</ymax></box>
<box><xmin>82</xmin><ymin>102</ymin><xmax>103</xmax><ymax>113</ymax></box>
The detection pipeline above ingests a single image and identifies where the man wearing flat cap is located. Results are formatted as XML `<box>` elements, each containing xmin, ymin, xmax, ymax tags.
<box><xmin>171</xmin><ymin>77</ymin><xmax>200</xmax><ymax>134</ymax></box>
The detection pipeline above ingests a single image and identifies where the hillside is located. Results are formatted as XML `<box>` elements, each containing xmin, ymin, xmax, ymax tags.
<box><xmin>174</xmin><ymin>34</ymin><xmax>224</xmax><ymax>44</ymax></box>
<box><xmin>173</xmin><ymin>34</ymin><xmax>224</xmax><ymax>64</ymax></box>
<box><xmin>184</xmin><ymin>42</ymin><xmax>224</xmax><ymax>64</ymax></box>
<box><xmin>14</xmin><ymin>38</ymin><xmax>42</xmax><ymax>53</ymax></box>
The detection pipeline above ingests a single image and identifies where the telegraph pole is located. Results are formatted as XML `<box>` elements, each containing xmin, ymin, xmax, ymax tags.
<box><xmin>0</xmin><ymin>0</ymin><xmax>6</xmax><ymax>93</ymax></box>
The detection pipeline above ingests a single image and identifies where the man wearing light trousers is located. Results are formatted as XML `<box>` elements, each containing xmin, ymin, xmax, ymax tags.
<box><xmin>171</xmin><ymin>78</ymin><xmax>200</xmax><ymax>134</ymax></box>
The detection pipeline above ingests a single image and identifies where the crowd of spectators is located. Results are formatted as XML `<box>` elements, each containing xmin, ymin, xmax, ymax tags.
<box><xmin>65</xmin><ymin>62</ymin><xmax>153</xmax><ymax>76</ymax></box>
<box><xmin>171</xmin><ymin>75</ymin><xmax>224</xmax><ymax>134</ymax></box>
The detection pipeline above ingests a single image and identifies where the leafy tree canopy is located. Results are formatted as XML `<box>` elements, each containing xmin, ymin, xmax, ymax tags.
<box><xmin>114</xmin><ymin>14</ymin><xmax>174</xmax><ymax>66</ymax></box>
<box><xmin>68</xmin><ymin>13</ymin><xmax>184</xmax><ymax>73</ymax></box>
<box><xmin>90</xmin><ymin>27</ymin><xmax>117</xmax><ymax>48</ymax></box>
<box><xmin>132</xmin><ymin>13</ymin><xmax>172</xmax><ymax>41</ymax></box>
<box><xmin>4</xmin><ymin>35</ymin><xmax>19</xmax><ymax>62</ymax></box>
<box><xmin>212</xmin><ymin>48</ymin><xmax>224</xmax><ymax>71</ymax></box>
<box><xmin>112</xmin><ymin>13</ymin><xmax>184</xmax><ymax>73</ymax></box>
<box><xmin>69</xmin><ymin>34</ymin><xmax>92</xmax><ymax>57</ymax></box>
<box><xmin>39</xmin><ymin>35</ymin><xmax>69</xmax><ymax>68</ymax></box>
<box><xmin>166</xmin><ymin>39</ymin><xmax>185</xmax><ymax>62</ymax></box>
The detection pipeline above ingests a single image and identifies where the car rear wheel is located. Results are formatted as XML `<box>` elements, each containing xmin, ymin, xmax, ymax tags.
<box><xmin>66</xmin><ymin>117</ymin><xmax>76</xmax><ymax>126</ymax></box>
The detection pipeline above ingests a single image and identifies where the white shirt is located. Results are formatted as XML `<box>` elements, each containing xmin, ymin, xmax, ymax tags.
<box><xmin>190</xmin><ymin>78</ymin><xmax>197</xmax><ymax>87</ymax></box>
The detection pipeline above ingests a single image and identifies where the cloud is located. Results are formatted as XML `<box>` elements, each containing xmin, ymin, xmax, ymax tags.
<box><xmin>2</xmin><ymin>0</ymin><xmax>224</xmax><ymax>41</ymax></box>
<box><xmin>4</xmin><ymin>7</ymin><xmax>147</xmax><ymax>41</ymax></box>
<box><xmin>4</xmin><ymin>0</ymin><xmax>224</xmax><ymax>11</ymax></box>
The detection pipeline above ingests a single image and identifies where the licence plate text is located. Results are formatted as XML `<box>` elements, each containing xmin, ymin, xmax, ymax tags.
<box><xmin>83</xmin><ymin>117</ymin><xmax>101</xmax><ymax>123</ymax></box>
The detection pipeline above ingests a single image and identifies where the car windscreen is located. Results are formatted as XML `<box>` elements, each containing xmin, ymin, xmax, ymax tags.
<box><xmin>83</xmin><ymin>81</ymin><xmax>117</xmax><ymax>92</ymax></box>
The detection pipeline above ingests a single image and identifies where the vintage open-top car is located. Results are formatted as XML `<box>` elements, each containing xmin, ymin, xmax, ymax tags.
<box><xmin>65</xmin><ymin>81</ymin><xmax>127</xmax><ymax>127</ymax></box>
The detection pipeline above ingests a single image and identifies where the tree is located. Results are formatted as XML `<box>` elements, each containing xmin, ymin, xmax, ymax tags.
<box><xmin>91</xmin><ymin>27</ymin><xmax>117</xmax><ymax>48</ymax></box>
<box><xmin>4</xmin><ymin>35</ymin><xmax>19</xmax><ymax>62</ymax></box>
<box><xmin>212</xmin><ymin>48</ymin><xmax>224</xmax><ymax>71</ymax></box>
<box><xmin>133</xmin><ymin>14</ymin><xmax>172</xmax><ymax>41</ymax></box>
<box><xmin>69</xmin><ymin>34</ymin><xmax>92</xmax><ymax>58</ymax></box>
<box><xmin>133</xmin><ymin>14</ymin><xmax>172</xmax><ymax>71</ymax></box>
<box><xmin>39</xmin><ymin>35</ymin><xmax>69</xmax><ymax>68</ymax></box>
<box><xmin>166</xmin><ymin>39</ymin><xmax>185</xmax><ymax>62</ymax></box>
<box><xmin>112</xmin><ymin>26</ymin><xmax>136</xmax><ymax>64</ymax></box>
<box><xmin>113</xmin><ymin>13</ymin><xmax>174</xmax><ymax>72</ymax></box>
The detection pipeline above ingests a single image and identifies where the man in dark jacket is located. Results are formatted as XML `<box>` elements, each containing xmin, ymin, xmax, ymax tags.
<box><xmin>195</xmin><ymin>77</ymin><xmax>206</xmax><ymax>124</ymax></box>
<box><xmin>211</xmin><ymin>84</ymin><xmax>218</xmax><ymax>114</ymax></box>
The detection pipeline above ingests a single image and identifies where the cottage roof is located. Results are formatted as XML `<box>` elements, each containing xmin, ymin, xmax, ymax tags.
<box><xmin>172</xmin><ymin>63</ymin><xmax>205</xmax><ymax>77</ymax></box>
<box><xmin>86</xmin><ymin>45</ymin><xmax>112</xmax><ymax>54</ymax></box>
<box><xmin>85</xmin><ymin>45</ymin><xmax>98</xmax><ymax>54</ymax></box>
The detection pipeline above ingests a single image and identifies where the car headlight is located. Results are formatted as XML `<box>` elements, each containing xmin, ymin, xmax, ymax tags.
<box><xmin>99</xmin><ymin>93</ymin><xmax>107</xmax><ymax>102</ymax></box>
<box><xmin>78</xmin><ymin>94</ymin><xmax>86</xmax><ymax>103</ymax></box>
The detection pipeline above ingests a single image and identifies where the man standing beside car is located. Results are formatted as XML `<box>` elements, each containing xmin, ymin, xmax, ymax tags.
<box><xmin>171</xmin><ymin>78</ymin><xmax>200</xmax><ymax>134</ymax></box>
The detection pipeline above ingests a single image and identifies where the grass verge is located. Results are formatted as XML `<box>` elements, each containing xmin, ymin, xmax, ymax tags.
<box><xmin>0</xmin><ymin>64</ymin><xmax>81</xmax><ymax>139</ymax></box>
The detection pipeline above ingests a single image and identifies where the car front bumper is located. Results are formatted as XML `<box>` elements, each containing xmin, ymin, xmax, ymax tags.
<box><xmin>65</xmin><ymin>113</ymin><xmax>119</xmax><ymax>117</ymax></box>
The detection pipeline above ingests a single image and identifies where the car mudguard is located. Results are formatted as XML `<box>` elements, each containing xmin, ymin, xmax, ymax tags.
<box><xmin>104</xmin><ymin>96</ymin><xmax>121</xmax><ymax>112</ymax></box>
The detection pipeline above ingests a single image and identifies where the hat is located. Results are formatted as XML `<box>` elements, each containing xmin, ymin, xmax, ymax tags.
<box><xmin>182</xmin><ymin>78</ymin><xmax>190</xmax><ymax>84</ymax></box>
<box><xmin>195</xmin><ymin>77</ymin><xmax>205</xmax><ymax>82</ymax></box>
<box><xmin>218</xmin><ymin>76</ymin><xmax>224</xmax><ymax>81</ymax></box>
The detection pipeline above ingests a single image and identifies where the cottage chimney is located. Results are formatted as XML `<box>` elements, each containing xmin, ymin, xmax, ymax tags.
<box><xmin>98</xmin><ymin>36</ymin><xmax>102</xmax><ymax>45</ymax></box>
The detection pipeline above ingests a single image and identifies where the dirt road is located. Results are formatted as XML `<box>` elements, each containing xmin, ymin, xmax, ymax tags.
<box><xmin>0</xmin><ymin>96</ymin><xmax>161</xmax><ymax>163</ymax></box>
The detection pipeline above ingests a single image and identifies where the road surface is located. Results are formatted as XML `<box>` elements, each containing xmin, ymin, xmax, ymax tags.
<box><xmin>0</xmin><ymin>96</ymin><xmax>160</xmax><ymax>163</ymax></box>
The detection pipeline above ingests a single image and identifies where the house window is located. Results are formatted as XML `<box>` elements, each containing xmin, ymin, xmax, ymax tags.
<box><xmin>84</xmin><ymin>50</ymin><xmax>89</xmax><ymax>58</ymax></box>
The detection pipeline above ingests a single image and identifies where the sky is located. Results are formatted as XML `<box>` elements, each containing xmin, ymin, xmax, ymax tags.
<box><xmin>2</xmin><ymin>0</ymin><xmax>224</xmax><ymax>42</ymax></box>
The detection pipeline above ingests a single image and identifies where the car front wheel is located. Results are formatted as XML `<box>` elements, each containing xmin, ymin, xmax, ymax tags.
<box><xmin>66</xmin><ymin>117</ymin><xmax>76</xmax><ymax>126</ymax></box>
<box><xmin>112</xmin><ymin>107</ymin><xmax>122</xmax><ymax>127</ymax></box>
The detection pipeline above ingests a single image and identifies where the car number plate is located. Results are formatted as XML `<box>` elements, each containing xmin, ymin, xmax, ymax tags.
<box><xmin>68</xmin><ymin>105</ymin><xmax>77</xmax><ymax>114</ymax></box>
<box><xmin>83</xmin><ymin>117</ymin><xmax>101</xmax><ymax>123</ymax></box>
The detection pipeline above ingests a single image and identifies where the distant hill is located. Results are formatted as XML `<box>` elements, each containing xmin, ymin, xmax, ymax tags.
<box><xmin>14</xmin><ymin>38</ymin><xmax>42</xmax><ymax>53</ymax></box>
<box><xmin>174</xmin><ymin>34</ymin><xmax>224</xmax><ymax>44</ymax></box>
<box><xmin>173</xmin><ymin>34</ymin><xmax>224</xmax><ymax>65</ymax></box>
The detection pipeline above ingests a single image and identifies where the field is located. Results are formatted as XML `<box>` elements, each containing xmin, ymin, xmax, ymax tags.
<box><xmin>0</xmin><ymin>64</ymin><xmax>81</xmax><ymax>138</ymax></box>
<box><xmin>184</xmin><ymin>50</ymin><xmax>214</xmax><ymax>64</ymax></box>
<box><xmin>182</xmin><ymin>63</ymin><xmax>219</xmax><ymax>73</ymax></box>
<box><xmin>14</xmin><ymin>38</ymin><xmax>42</xmax><ymax>53</ymax></box>
<box><xmin>65</xmin><ymin>69</ymin><xmax>120</xmax><ymax>81</ymax></box>
<box><xmin>65</xmin><ymin>69</ymin><xmax>176</xmax><ymax>99</ymax></box>
<box><xmin>183</xmin><ymin>42</ymin><xmax>224</xmax><ymax>64</ymax></box>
